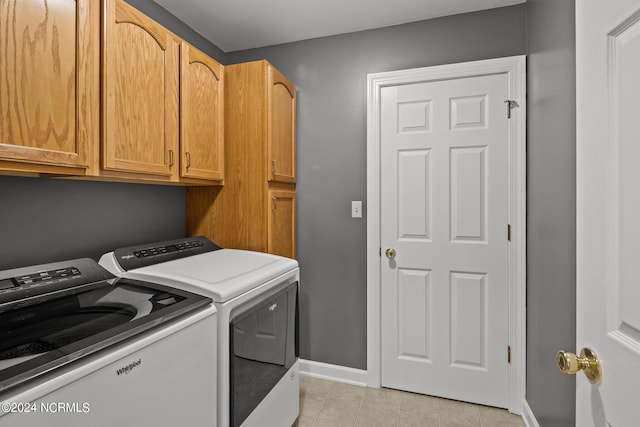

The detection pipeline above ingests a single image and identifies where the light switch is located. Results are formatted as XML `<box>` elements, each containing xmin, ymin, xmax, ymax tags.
<box><xmin>352</xmin><ymin>201</ymin><xmax>362</xmax><ymax>218</ymax></box>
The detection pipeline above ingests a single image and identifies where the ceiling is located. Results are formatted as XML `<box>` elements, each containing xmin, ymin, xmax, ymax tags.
<box><xmin>153</xmin><ymin>0</ymin><xmax>526</xmax><ymax>52</ymax></box>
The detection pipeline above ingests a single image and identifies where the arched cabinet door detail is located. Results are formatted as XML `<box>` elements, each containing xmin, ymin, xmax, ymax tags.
<box><xmin>102</xmin><ymin>0</ymin><xmax>179</xmax><ymax>178</ymax></box>
<box><xmin>267</xmin><ymin>65</ymin><xmax>296</xmax><ymax>184</ymax></box>
<box><xmin>180</xmin><ymin>42</ymin><xmax>224</xmax><ymax>182</ymax></box>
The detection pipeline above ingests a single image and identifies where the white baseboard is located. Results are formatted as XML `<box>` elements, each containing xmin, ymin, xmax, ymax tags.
<box><xmin>522</xmin><ymin>400</ymin><xmax>541</xmax><ymax>427</ymax></box>
<box><xmin>299</xmin><ymin>359</ymin><xmax>369</xmax><ymax>387</ymax></box>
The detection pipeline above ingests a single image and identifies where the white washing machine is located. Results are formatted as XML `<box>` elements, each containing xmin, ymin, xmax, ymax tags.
<box><xmin>99</xmin><ymin>236</ymin><xmax>300</xmax><ymax>427</ymax></box>
<box><xmin>0</xmin><ymin>258</ymin><xmax>217</xmax><ymax>427</ymax></box>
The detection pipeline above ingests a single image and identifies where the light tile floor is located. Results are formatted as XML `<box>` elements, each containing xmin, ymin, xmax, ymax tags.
<box><xmin>295</xmin><ymin>376</ymin><xmax>525</xmax><ymax>427</ymax></box>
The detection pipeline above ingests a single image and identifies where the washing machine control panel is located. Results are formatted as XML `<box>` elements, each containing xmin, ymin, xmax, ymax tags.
<box><xmin>0</xmin><ymin>259</ymin><xmax>114</xmax><ymax>308</ymax></box>
<box><xmin>114</xmin><ymin>236</ymin><xmax>221</xmax><ymax>271</ymax></box>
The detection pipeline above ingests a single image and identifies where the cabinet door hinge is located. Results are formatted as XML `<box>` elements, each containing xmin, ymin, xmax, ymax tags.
<box><xmin>508</xmin><ymin>346</ymin><xmax>512</xmax><ymax>364</ymax></box>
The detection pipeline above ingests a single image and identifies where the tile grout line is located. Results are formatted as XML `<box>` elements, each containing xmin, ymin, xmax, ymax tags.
<box><xmin>352</xmin><ymin>391</ymin><xmax>366</xmax><ymax>427</ymax></box>
<box><xmin>319</xmin><ymin>381</ymin><xmax>336</xmax><ymax>426</ymax></box>
<box><xmin>307</xmin><ymin>379</ymin><xmax>334</xmax><ymax>427</ymax></box>
<box><xmin>309</xmin><ymin>389</ymin><xmax>323</xmax><ymax>427</ymax></box>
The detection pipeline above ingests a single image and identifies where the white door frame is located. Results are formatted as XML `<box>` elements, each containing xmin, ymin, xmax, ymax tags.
<box><xmin>366</xmin><ymin>55</ymin><xmax>527</xmax><ymax>414</ymax></box>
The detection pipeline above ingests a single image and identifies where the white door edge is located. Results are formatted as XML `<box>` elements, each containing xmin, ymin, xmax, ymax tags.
<box><xmin>365</xmin><ymin>55</ymin><xmax>527</xmax><ymax>414</ymax></box>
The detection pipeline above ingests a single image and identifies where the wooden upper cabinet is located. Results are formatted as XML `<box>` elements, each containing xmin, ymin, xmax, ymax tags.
<box><xmin>0</xmin><ymin>0</ymin><xmax>223</xmax><ymax>183</ymax></box>
<box><xmin>0</xmin><ymin>0</ymin><xmax>98</xmax><ymax>174</ymax></box>
<box><xmin>180</xmin><ymin>42</ymin><xmax>224</xmax><ymax>182</ymax></box>
<box><xmin>102</xmin><ymin>0</ymin><xmax>179</xmax><ymax>179</ymax></box>
<box><xmin>186</xmin><ymin>60</ymin><xmax>296</xmax><ymax>257</ymax></box>
<box><xmin>267</xmin><ymin>65</ymin><xmax>296</xmax><ymax>184</ymax></box>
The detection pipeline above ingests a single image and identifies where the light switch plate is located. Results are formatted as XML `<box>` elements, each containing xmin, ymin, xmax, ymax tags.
<box><xmin>352</xmin><ymin>201</ymin><xmax>362</xmax><ymax>218</ymax></box>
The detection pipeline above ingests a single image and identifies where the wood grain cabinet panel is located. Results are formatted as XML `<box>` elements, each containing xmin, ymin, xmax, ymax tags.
<box><xmin>187</xmin><ymin>60</ymin><xmax>297</xmax><ymax>258</ymax></box>
<box><xmin>268</xmin><ymin>66</ymin><xmax>296</xmax><ymax>184</ymax></box>
<box><xmin>0</xmin><ymin>0</ymin><xmax>98</xmax><ymax>175</ymax></box>
<box><xmin>268</xmin><ymin>190</ymin><xmax>296</xmax><ymax>258</ymax></box>
<box><xmin>180</xmin><ymin>42</ymin><xmax>224</xmax><ymax>182</ymax></box>
<box><xmin>102</xmin><ymin>0</ymin><xmax>179</xmax><ymax>179</ymax></box>
<box><xmin>0</xmin><ymin>0</ymin><xmax>223</xmax><ymax>183</ymax></box>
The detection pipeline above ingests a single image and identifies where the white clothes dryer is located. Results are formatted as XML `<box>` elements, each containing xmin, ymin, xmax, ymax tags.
<box><xmin>100</xmin><ymin>236</ymin><xmax>299</xmax><ymax>427</ymax></box>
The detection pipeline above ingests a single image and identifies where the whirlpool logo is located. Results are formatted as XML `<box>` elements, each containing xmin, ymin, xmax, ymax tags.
<box><xmin>116</xmin><ymin>359</ymin><xmax>142</xmax><ymax>376</ymax></box>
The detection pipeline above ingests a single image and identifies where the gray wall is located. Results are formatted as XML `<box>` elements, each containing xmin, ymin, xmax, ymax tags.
<box><xmin>228</xmin><ymin>5</ymin><xmax>527</xmax><ymax>369</ymax></box>
<box><xmin>0</xmin><ymin>0</ymin><xmax>224</xmax><ymax>270</ymax></box>
<box><xmin>526</xmin><ymin>0</ymin><xmax>576</xmax><ymax>425</ymax></box>
<box><xmin>0</xmin><ymin>177</ymin><xmax>184</xmax><ymax>269</ymax></box>
<box><xmin>125</xmin><ymin>0</ymin><xmax>226</xmax><ymax>62</ymax></box>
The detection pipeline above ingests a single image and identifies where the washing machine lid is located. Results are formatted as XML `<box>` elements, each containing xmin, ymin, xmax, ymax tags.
<box><xmin>118</xmin><ymin>249</ymin><xmax>298</xmax><ymax>303</ymax></box>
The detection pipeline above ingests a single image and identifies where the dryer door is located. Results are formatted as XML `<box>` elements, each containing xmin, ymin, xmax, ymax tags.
<box><xmin>229</xmin><ymin>281</ymin><xmax>299</xmax><ymax>427</ymax></box>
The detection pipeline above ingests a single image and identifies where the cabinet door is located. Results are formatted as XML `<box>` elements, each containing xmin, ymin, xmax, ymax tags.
<box><xmin>180</xmin><ymin>42</ymin><xmax>224</xmax><ymax>181</ymax></box>
<box><xmin>267</xmin><ymin>65</ymin><xmax>296</xmax><ymax>184</ymax></box>
<box><xmin>102</xmin><ymin>0</ymin><xmax>179</xmax><ymax>178</ymax></box>
<box><xmin>268</xmin><ymin>189</ymin><xmax>296</xmax><ymax>258</ymax></box>
<box><xmin>0</xmin><ymin>0</ymin><xmax>97</xmax><ymax>172</ymax></box>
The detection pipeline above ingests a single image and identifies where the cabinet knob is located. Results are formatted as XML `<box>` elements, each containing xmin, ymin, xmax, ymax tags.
<box><xmin>169</xmin><ymin>150</ymin><xmax>174</xmax><ymax>167</ymax></box>
<box><xmin>272</xmin><ymin>159</ymin><xmax>277</xmax><ymax>176</ymax></box>
<box><xmin>186</xmin><ymin>152</ymin><xmax>191</xmax><ymax>168</ymax></box>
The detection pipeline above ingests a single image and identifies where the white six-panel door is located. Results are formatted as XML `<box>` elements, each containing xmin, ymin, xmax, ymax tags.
<box><xmin>380</xmin><ymin>72</ymin><xmax>510</xmax><ymax>407</ymax></box>
<box><xmin>576</xmin><ymin>0</ymin><xmax>640</xmax><ymax>425</ymax></box>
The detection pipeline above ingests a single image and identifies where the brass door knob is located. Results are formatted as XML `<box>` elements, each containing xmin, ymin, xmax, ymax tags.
<box><xmin>385</xmin><ymin>248</ymin><xmax>396</xmax><ymax>259</ymax></box>
<box><xmin>556</xmin><ymin>347</ymin><xmax>601</xmax><ymax>383</ymax></box>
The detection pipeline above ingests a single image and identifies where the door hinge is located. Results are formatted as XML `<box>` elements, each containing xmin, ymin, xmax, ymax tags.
<box><xmin>507</xmin><ymin>224</ymin><xmax>512</xmax><ymax>241</ymax></box>
<box><xmin>508</xmin><ymin>346</ymin><xmax>512</xmax><ymax>364</ymax></box>
<box><xmin>504</xmin><ymin>100</ymin><xmax>517</xmax><ymax>119</ymax></box>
